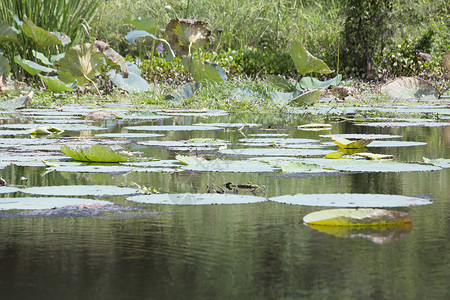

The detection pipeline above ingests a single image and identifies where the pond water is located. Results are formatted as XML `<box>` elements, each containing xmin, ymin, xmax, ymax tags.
<box><xmin>0</xmin><ymin>104</ymin><xmax>449</xmax><ymax>299</ymax></box>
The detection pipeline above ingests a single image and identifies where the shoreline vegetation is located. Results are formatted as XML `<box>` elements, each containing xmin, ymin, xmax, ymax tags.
<box><xmin>0</xmin><ymin>0</ymin><xmax>449</xmax><ymax>111</ymax></box>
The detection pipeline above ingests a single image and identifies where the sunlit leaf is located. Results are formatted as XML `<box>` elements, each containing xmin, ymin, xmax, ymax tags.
<box><xmin>124</xmin><ymin>17</ymin><xmax>158</xmax><ymax>34</ymax></box>
<box><xmin>380</xmin><ymin>76</ymin><xmax>438</xmax><ymax>100</ymax></box>
<box><xmin>182</xmin><ymin>58</ymin><xmax>226</xmax><ymax>83</ymax></box>
<box><xmin>125</xmin><ymin>30</ymin><xmax>175</xmax><ymax>61</ymax></box>
<box><xmin>127</xmin><ymin>193</ymin><xmax>266</xmax><ymax>205</ymax></box>
<box><xmin>288</xmin><ymin>41</ymin><xmax>332</xmax><ymax>75</ymax></box>
<box><xmin>107</xmin><ymin>69</ymin><xmax>154</xmax><ymax>93</ymax></box>
<box><xmin>21</xmin><ymin>185</ymin><xmax>138</xmax><ymax>197</ymax></box>
<box><xmin>331</xmin><ymin>135</ymin><xmax>374</xmax><ymax>149</ymax></box>
<box><xmin>289</xmin><ymin>89</ymin><xmax>322</xmax><ymax>106</ymax></box>
<box><xmin>21</xmin><ymin>17</ymin><xmax>67</xmax><ymax>47</ymax></box>
<box><xmin>94</xmin><ymin>39</ymin><xmax>128</xmax><ymax>74</ymax></box>
<box><xmin>61</xmin><ymin>145</ymin><xmax>131</xmax><ymax>163</ymax></box>
<box><xmin>0</xmin><ymin>197</ymin><xmax>112</xmax><ymax>210</ymax></box>
<box><xmin>32</xmin><ymin>50</ymin><xmax>53</xmax><ymax>66</ymax></box>
<box><xmin>299</xmin><ymin>75</ymin><xmax>341</xmax><ymax>89</ymax></box>
<box><xmin>55</xmin><ymin>43</ymin><xmax>104</xmax><ymax>85</ymax></box>
<box><xmin>303</xmin><ymin>208</ymin><xmax>413</xmax><ymax>226</ymax></box>
<box><xmin>30</xmin><ymin>125</ymin><xmax>63</xmax><ymax>135</ymax></box>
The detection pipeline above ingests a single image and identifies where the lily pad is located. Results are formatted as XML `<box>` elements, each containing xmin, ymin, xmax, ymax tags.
<box><xmin>124</xmin><ymin>125</ymin><xmax>223</xmax><ymax>131</ymax></box>
<box><xmin>176</xmin><ymin>155</ymin><xmax>278</xmax><ymax>173</ymax></box>
<box><xmin>303</xmin><ymin>208</ymin><xmax>412</xmax><ymax>226</ymax></box>
<box><xmin>355</xmin><ymin>122</ymin><xmax>450</xmax><ymax>128</ymax></box>
<box><xmin>48</xmin><ymin>165</ymin><xmax>135</xmax><ymax>174</ymax></box>
<box><xmin>238</xmin><ymin>138</ymin><xmax>319</xmax><ymax>145</ymax></box>
<box><xmin>0</xmin><ymin>197</ymin><xmax>112</xmax><ymax>210</ymax></box>
<box><xmin>127</xmin><ymin>193</ymin><xmax>266</xmax><ymax>205</ymax></box>
<box><xmin>297</xmin><ymin>123</ymin><xmax>332</xmax><ymax>131</ymax></box>
<box><xmin>123</xmin><ymin>160</ymin><xmax>182</xmax><ymax>168</ymax></box>
<box><xmin>0</xmin><ymin>186</ymin><xmax>20</xmax><ymax>194</ymax></box>
<box><xmin>270</xmin><ymin>193</ymin><xmax>433</xmax><ymax>207</ymax></box>
<box><xmin>423</xmin><ymin>157</ymin><xmax>450</xmax><ymax>168</ymax></box>
<box><xmin>158</xmin><ymin>109</ymin><xmax>228</xmax><ymax>117</ymax></box>
<box><xmin>21</xmin><ymin>185</ymin><xmax>138</xmax><ymax>197</ymax></box>
<box><xmin>319</xmin><ymin>134</ymin><xmax>402</xmax><ymax>140</ymax></box>
<box><xmin>95</xmin><ymin>133</ymin><xmax>165</xmax><ymax>138</ymax></box>
<box><xmin>219</xmin><ymin>148</ymin><xmax>332</xmax><ymax>157</ymax></box>
<box><xmin>331</xmin><ymin>135</ymin><xmax>374</xmax><ymax>149</ymax></box>
<box><xmin>137</xmin><ymin>139</ymin><xmax>231</xmax><ymax>148</ymax></box>
<box><xmin>279</xmin><ymin>161</ymin><xmax>338</xmax><ymax>174</ymax></box>
<box><xmin>194</xmin><ymin>122</ymin><xmax>261</xmax><ymax>128</ymax></box>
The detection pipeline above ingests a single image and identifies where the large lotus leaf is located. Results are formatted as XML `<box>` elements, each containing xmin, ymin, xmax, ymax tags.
<box><xmin>107</xmin><ymin>69</ymin><xmax>153</xmax><ymax>93</ymax></box>
<box><xmin>165</xmin><ymin>18</ymin><xmax>212</xmax><ymax>55</ymax></box>
<box><xmin>127</xmin><ymin>193</ymin><xmax>266</xmax><ymax>205</ymax></box>
<box><xmin>21</xmin><ymin>185</ymin><xmax>138</xmax><ymax>197</ymax></box>
<box><xmin>125</xmin><ymin>30</ymin><xmax>175</xmax><ymax>61</ymax></box>
<box><xmin>0</xmin><ymin>54</ymin><xmax>10</xmax><ymax>77</ymax></box>
<box><xmin>176</xmin><ymin>155</ymin><xmax>278</xmax><ymax>173</ymax></box>
<box><xmin>380</xmin><ymin>77</ymin><xmax>438</xmax><ymax>100</ymax></box>
<box><xmin>94</xmin><ymin>39</ymin><xmax>128</xmax><ymax>74</ymax></box>
<box><xmin>55</xmin><ymin>43</ymin><xmax>105</xmax><ymax>85</ymax></box>
<box><xmin>289</xmin><ymin>89</ymin><xmax>322</xmax><ymax>106</ymax></box>
<box><xmin>124</xmin><ymin>17</ymin><xmax>158</xmax><ymax>34</ymax></box>
<box><xmin>288</xmin><ymin>41</ymin><xmax>332</xmax><ymax>75</ymax></box>
<box><xmin>266</xmin><ymin>75</ymin><xmax>298</xmax><ymax>92</ymax></box>
<box><xmin>61</xmin><ymin>145</ymin><xmax>131</xmax><ymax>163</ymax></box>
<box><xmin>303</xmin><ymin>208</ymin><xmax>412</xmax><ymax>226</ymax></box>
<box><xmin>39</xmin><ymin>75</ymin><xmax>75</xmax><ymax>93</ymax></box>
<box><xmin>182</xmin><ymin>58</ymin><xmax>226</xmax><ymax>83</ymax></box>
<box><xmin>0</xmin><ymin>197</ymin><xmax>112</xmax><ymax>210</ymax></box>
<box><xmin>271</xmin><ymin>90</ymin><xmax>302</xmax><ymax>105</ymax></box>
<box><xmin>166</xmin><ymin>82</ymin><xmax>201</xmax><ymax>102</ymax></box>
<box><xmin>300</xmin><ymin>75</ymin><xmax>342</xmax><ymax>89</ymax></box>
<box><xmin>14</xmin><ymin>56</ymin><xmax>55</xmax><ymax>75</ymax></box>
<box><xmin>21</xmin><ymin>18</ymin><xmax>65</xmax><ymax>47</ymax></box>
<box><xmin>270</xmin><ymin>193</ymin><xmax>433</xmax><ymax>207</ymax></box>
<box><xmin>32</xmin><ymin>50</ymin><xmax>52</xmax><ymax>66</ymax></box>
<box><xmin>52</xmin><ymin>32</ymin><xmax>71</xmax><ymax>46</ymax></box>
<box><xmin>0</xmin><ymin>20</ymin><xmax>19</xmax><ymax>44</ymax></box>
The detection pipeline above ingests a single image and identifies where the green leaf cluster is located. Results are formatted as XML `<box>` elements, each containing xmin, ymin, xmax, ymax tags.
<box><xmin>61</xmin><ymin>145</ymin><xmax>131</xmax><ymax>163</ymax></box>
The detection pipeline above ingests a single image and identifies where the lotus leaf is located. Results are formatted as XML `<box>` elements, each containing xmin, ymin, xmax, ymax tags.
<box><xmin>61</xmin><ymin>145</ymin><xmax>131</xmax><ymax>163</ymax></box>
<box><xmin>39</xmin><ymin>75</ymin><xmax>75</xmax><ymax>93</ymax></box>
<box><xmin>166</xmin><ymin>82</ymin><xmax>201</xmax><ymax>102</ymax></box>
<box><xmin>21</xmin><ymin>185</ymin><xmax>138</xmax><ymax>197</ymax></box>
<box><xmin>266</xmin><ymin>76</ymin><xmax>298</xmax><ymax>92</ymax></box>
<box><xmin>20</xmin><ymin>18</ymin><xmax>69</xmax><ymax>47</ymax></box>
<box><xmin>0</xmin><ymin>197</ymin><xmax>112</xmax><ymax>210</ymax></box>
<box><xmin>271</xmin><ymin>90</ymin><xmax>302</xmax><ymax>105</ymax></box>
<box><xmin>279</xmin><ymin>161</ymin><xmax>337</xmax><ymax>174</ymax></box>
<box><xmin>299</xmin><ymin>75</ymin><xmax>342</xmax><ymax>89</ymax></box>
<box><xmin>355</xmin><ymin>153</ymin><xmax>395</xmax><ymax>160</ymax></box>
<box><xmin>14</xmin><ymin>56</ymin><xmax>55</xmax><ymax>75</ymax></box>
<box><xmin>380</xmin><ymin>77</ymin><xmax>438</xmax><ymax>100</ymax></box>
<box><xmin>0</xmin><ymin>20</ymin><xmax>19</xmax><ymax>44</ymax></box>
<box><xmin>124</xmin><ymin>30</ymin><xmax>175</xmax><ymax>61</ymax></box>
<box><xmin>95</xmin><ymin>133</ymin><xmax>164</xmax><ymax>138</ymax></box>
<box><xmin>107</xmin><ymin>69</ymin><xmax>154</xmax><ymax>93</ymax></box>
<box><xmin>31</xmin><ymin>125</ymin><xmax>63</xmax><ymax>135</ymax></box>
<box><xmin>127</xmin><ymin>193</ymin><xmax>266</xmax><ymax>205</ymax></box>
<box><xmin>56</xmin><ymin>43</ymin><xmax>105</xmax><ymax>85</ymax></box>
<box><xmin>270</xmin><ymin>193</ymin><xmax>433</xmax><ymax>207</ymax></box>
<box><xmin>181</xmin><ymin>58</ymin><xmax>226</xmax><ymax>83</ymax></box>
<box><xmin>165</xmin><ymin>19</ymin><xmax>212</xmax><ymax>55</ymax></box>
<box><xmin>49</xmin><ymin>165</ymin><xmax>135</xmax><ymax>174</ymax></box>
<box><xmin>303</xmin><ymin>208</ymin><xmax>412</xmax><ymax>226</ymax></box>
<box><xmin>124</xmin><ymin>17</ymin><xmax>158</xmax><ymax>34</ymax></box>
<box><xmin>32</xmin><ymin>50</ymin><xmax>52</xmax><ymax>66</ymax></box>
<box><xmin>0</xmin><ymin>54</ymin><xmax>10</xmax><ymax>77</ymax></box>
<box><xmin>95</xmin><ymin>39</ymin><xmax>128</xmax><ymax>74</ymax></box>
<box><xmin>289</xmin><ymin>89</ymin><xmax>322</xmax><ymax>106</ymax></box>
<box><xmin>288</xmin><ymin>41</ymin><xmax>332</xmax><ymax>75</ymax></box>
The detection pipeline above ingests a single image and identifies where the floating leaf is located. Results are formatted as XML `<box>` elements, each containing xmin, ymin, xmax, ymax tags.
<box><xmin>324</xmin><ymin>151</ymin><xmax>344</xmax><ymax>159</ymax></box>
<box><xmin>319</xmin><ymin>134</ymin><xmax>402</xmax><ymax>140</ymax></box>
<box><xmin>165</xmin><ymin>18</ymin><xmax>212</xmax><ymax>55</ymax></box>
<box><xmin>31</xmin><ymin>125</ymin><xmax>63</xmax><ymax>135</ymax></box>
<box><xmin>55</xmin><ymin>43</ymin><xmax>104</xmax><ymax>85</ymax></box>
<box><xmin>138</xmin><ymin>139</ymin><xmax>231</xmax><ymax>149</ymax></box>
<box><xmin>219</xmin><ymin>148</ymin><xmax>333</xmax><ymax>157</ymax></box>
<box><xmin>297</xmin><ymin>123</ymin><xmax>332</xmax><ymax>131</ymax></box>
<box><xmin>303</xmin><ymin>208</ymin><xmax>412</xmax><ymax>226</ymax></box>
<box><xmin>61</xmin><ymin>145</ymin><xmax>131</xmax><ymax>163</ymax></box>
<box><xmin>21</xmin><ymin>185</ymin><xmax>138</xmax><ymax>197</ymax></box>
<box><xmin>0</xmin><ymin>197</ymin><xmax>111</xmax><ymax>210</ymax></box>
<box><xmin>39</xmin><ymin>75</ymin><xmax>75</xmax><ymax>93</ymax></box>
<box><xmin>95</xmin><ymin>133</ymin><xmax>164</xmax><ymax>138</ymax></box>
<box><xmin>125</xmin><ymin>125</ymin><xmax>222</xmax><ymax>131</ymax></box>
<box><xmin>279</xmin><ymin>161</ymin><xmax>337</xmax><ymax>174</ymax></box>
<box><xmin>176</xmin><ymin>155</ymin><xmax>278</xmax><ymax>173</ymax></box>
<box><xmin>423</xmin><ymin>157</ymin><xmax>450</xmax><ymax>168</ymax></box>
<box><xmin>288</xmin><ymin>41</ymin><xmax>332</xmax><ymax>75</ymax></box>
<box><xmin>331</xmin><ymin>135</ymin><xmax>374</xmax><ymax>149</ymax></box>
<box><xmin>354</xmin><ymin>153</ymin><xmax>394</xmax><ymax>160</ymax></box>
<box><xmin>0</xmin><ymin>186</ymin><xmax>20</xmax><ymax>194</ymax></box>
<box><xmin>14</xmin><ymin>56</ymin><xmax>55</xmax><ymax>75</ymax></box>
<box><xmin>127</xmin><ymin>193</ymin><xmax>266</xmax><ymax>205</ymax></box>
<box><xmin>48</xmin><ymin>165</ymin><xmax>135</xmax><ymax>174</ymax></box>
<box><xmin>270</xmin><ymin>193</ymin><xmax>433</xmax><ymax>207</ymax></box>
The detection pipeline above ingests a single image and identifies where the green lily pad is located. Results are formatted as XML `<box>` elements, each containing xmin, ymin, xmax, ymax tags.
<box><xmin>0</xmin><ymin>130</ymin><xmax>32</xmax><ymax>136</ymax></box>
<box><xmin>279</xmin><ymin>161</ymin><xmax>338</xmax><ymax>174</ymax></box>
<box><xmin>95</xmin><ymin>133</ymin><xmax>165</xmax><ymax>138</ymax></box>
<box><xmin>297</xmin><ymin>123</ymin><xmax>332</xmax><ymax>131</ymax></box>
<box><xmin>124</xmin><ymin>125</ymin><xmax>223</xmax><ymax>131</ymax></box>
<box><xmin>248</xmin><ymin>134</ymin><xmax>290</xmax><ymax>137</ymax></box>
<box><xmin>176</xmin><ymin>155</ymin><xmax>278</xmax><ymax>173</ymax></box>
<box><xmin>355</xmin><ymin>122</ymin><xmax>450</xmax><ymax>128</ymax></box>
<box><xmin>122</xmin><ymin>160</ymin><xmax>182</xmax><ymax>168</ymax></box>
<box><xmin>137</xmin><ymin>139</ymin><xmax>230</xmax><ymax>148</ymax></box>
<box><xmin>0</xmin><ymin>186</ymin><xmax>20</xmax><ymax>194</ymax></box>
<box><xmin>423</xmin><ymin>157</ymin><xmax>450</xmax><ymax>168</ymax></box>
<box><xmin>319</xmin><ymin>134</ymin><xmax>402</xmax><ymax>140</ymax></box>
<box><xmin>158</xmin><ymin>109</ymin><xmax>228</xmax><ymax>117</ymax></box>
<box><xmin>238</xmin><ymin>138</ymin><xmax>319</xmax><ymax>144</ymax></box>
<box><xmin>21</xmin><ymin>185</ymin><xmax>138</xmax><ymax>197</ymax></box>
<box><xmin>303</xmin><ymin>208</ymin><xmax>412</xmax><ymax>226</ymax></box>
<box><xmin>270</xmin><ymin>193</ymin><xmax>433</xmax><ymax>207</ymax></box>
<box><xmin>194</xmin><ymin>123</ymin><xmax>261</xmax><ymax>128</ymax></box>
<box><xmin>127</xmin><ymin>193</ymin><xmax>266</xmax><ymax>205</ymax></box>
<box><xmin>48</xmin><ymin>165</ymin><xmax>135</xmax><ymax>174</ymax></box>
<box><xmin>0</xmin><ymin>197</ymin><xmax>112</xmax><ymax>210</ymax></box>
<box><xmin>219</xmin><ymin>148</ymin><xmax>332</xmax><ymax>157</ymax></box>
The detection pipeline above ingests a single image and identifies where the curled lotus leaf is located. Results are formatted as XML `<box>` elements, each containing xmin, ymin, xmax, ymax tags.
<box><xmin>331</xmin><ymin>135</ymin><xmax>374</xmax><ymax>149</ymax></box>
<box><xmin>288</xmin><ymin>41</ymin><xmax>332</xmax><ymax>75</ymax></box>
<box><xmin>94</xmin><ymin>39</ymin><xmax>128</xmax><ymax>74</ymax></box>
<box><xmin>165</xmin><ymin>18</ymin><xmax>212</xmax><ymax>55</ymax></box>
<box><xmin>21</xmin><ymin>17</ymin><xmax>69</xmax><ymax>47</ymax></box>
